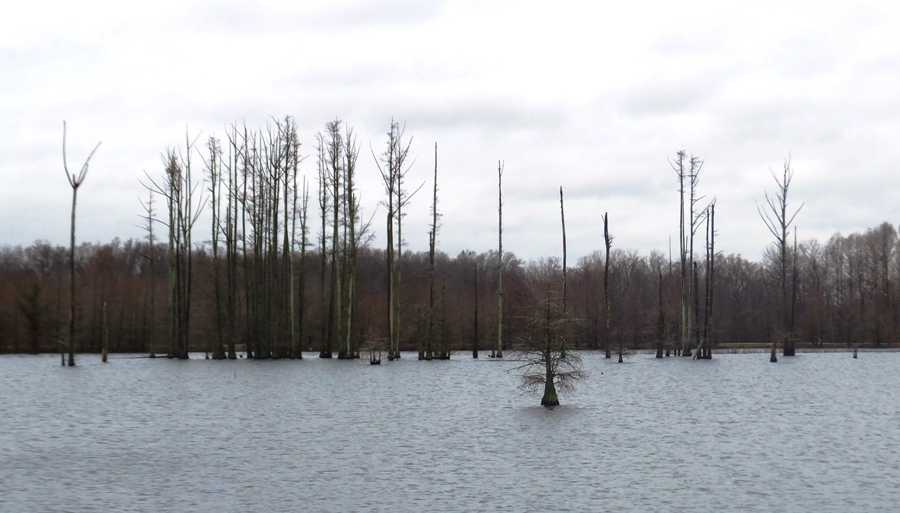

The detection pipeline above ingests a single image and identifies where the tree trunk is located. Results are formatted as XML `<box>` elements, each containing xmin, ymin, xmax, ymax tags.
<box><xmin>541</xmin><ymin>349</ymin><xmax>559</xmax><ymax>406</ymax></box>
<box><xmin>496</xmin><ymin>161</ymin><xmax>504</xmax><ymax>358</ymax></box>
<box><xmin>603</xmin><ymin>213</ymin><xmax>612</xmax><ymax>359</ymax></box>
<box><xmin>68</xmin><ymin>187</ymin><xmax>78</xmax><ymax>366</ymax></box>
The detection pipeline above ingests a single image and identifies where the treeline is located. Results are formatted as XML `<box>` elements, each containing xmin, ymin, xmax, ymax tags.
<box><xmin>1</xmin><ymin>220</ymin><xmax>898</xmax><ymax>355</ymax></box>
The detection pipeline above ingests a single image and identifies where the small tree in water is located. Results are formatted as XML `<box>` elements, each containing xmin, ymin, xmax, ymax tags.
<box><xmin>513</xmin><ymin>284</ymin><xmax>585</xmax><ymax>406</ymax></box>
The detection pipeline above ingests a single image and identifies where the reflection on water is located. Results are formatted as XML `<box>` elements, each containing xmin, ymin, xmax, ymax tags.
<box><xmin>1</xmin><ymin>352</ymin><xmax>898</xmax><ymax>512</ymax></box>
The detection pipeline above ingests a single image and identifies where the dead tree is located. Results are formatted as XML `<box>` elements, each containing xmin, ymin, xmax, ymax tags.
<box><xmin>495</xmin><ymin>160</ymin><xmax>505</xmax><ymax>358</ymax></box>
<box><xmin>296</xmin><ymin>176</ymin><xmax>310</xmax><ymax>358</ymax></box>
<box><xmin>672</xmin><ymin>151</ymin><xmax>707</xmax><ymax>357</ymax></box>
<box><xmin>699</xmin><ymin>200</ymin><xmax>716</xmax><ymax>359</ymax></box>
<box><xmin>138</xmin><ymin>193</ymin><xmax>157</xmax><ymax>358</ymax></box>
<box><xmin>603</xmin><ymin>212</ymin><xmax>612</xmax><ymax>359</ymax></box>
<box><xmin>374</xmin><ymin>120</ymin><xmax>419</xmax><ymax>360</ymax></box>
<box><xmin>473</xmin><ymin>264</ymin><xmax>479</xmax><ymax>359</ymax></box>
<box><xmin>204</xmin><ymin>136</ymin><xmax>226</xmax><ymax>359</ymax></box>
<box><xmin>758</xmin><ymin>157</ymin><xmax>803</xmax><ymax>356</ymax></box>
<box><xmin>323</xmin><ymin>121</ymin><xmax>343</xmax><ymax>359</ymax></box>
<box><xmin>316</xmin><ymin>138</ymin><xmax>332</xmax><ymax>358</ymax></box>
<box><xmin>655</xmin><ymin>257</ymin><xmax>665</xmax><ymax>359</ymax></box>
<box><xmin>341</xmin><ymin>124</ymin><xmax>369</xmax><ymax>359</ymax></box>
<box><xmin>425</xmin><ymin>143</ymin><xmax>443</xmax><ymax>359</ymax></box>
<box><xmin>62</xmin><ymin>121</ymin><xmax>100</xmax><ymax>366</ymax></box>
<box><xmin>559</xmin><ymin>186</ymin><xmax>568</xmax><ymax>359</ymax></box>
<box><xmin>142</xmin><ymin>135</ymin><xmax>205</xmax><ymax>360</ymax></box>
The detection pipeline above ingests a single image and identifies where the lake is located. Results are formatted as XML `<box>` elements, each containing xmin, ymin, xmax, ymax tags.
<box><xmin>1</xmin><ymin>351</ymin><xmax>898</xmax><ymax>512</ymax></box>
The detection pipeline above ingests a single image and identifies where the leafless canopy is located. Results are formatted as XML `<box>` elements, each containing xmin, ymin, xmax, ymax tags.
<box><xmin>62</xmin><ymin>121</ymin><xmax>101</xmax><ymax>189</ymax></box>
<box><xmin>511</xmin><ymin>290</ymin><xmax>586</xmax><ymax>398</ymax></box>
<box><xmin>757</xmin><ymin>157</ymin><xmax>804</xmax><ymax>246</ymax></box>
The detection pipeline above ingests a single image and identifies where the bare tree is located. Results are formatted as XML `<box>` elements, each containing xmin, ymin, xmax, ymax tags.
<box><xmin>671</xmin><ymin>151</ymin><xmax>708</xmax><ymax>357</ymax></box>
<box><xmin>652</xmin><ymin>250</ymin><xmax>665</xmax><ymax>358</ymax></box>
<box><xmin>223</xmin><ymin>124</ymin><xmax>244</xmax><ymax>360</ymax></box>
<box><xmin>559</xmin><ymin>186</ymin><xmax>568</xmax><ymax>359</ymax></box>
<box><xmin>374</xmin><ymin>120</ymin><xmax>420</xmax><ymax>360</ymax></box>
<box><xmin>513</xmin><ymin>267</ymin><xmax>585</xmax><ymax>406</ymax></box>
<box><xmin>317</xmin><ymin>137</ymin><xmax>332</xmax><ymax>358</ymax></box>
<box><xmin>603</xmin><ymin>212</ymin><xmax>612</xmax><ymax>359</ymax></box>
<box><xmin>62</xmin><ymin>121</ymin><xmax>100</xmax><ymax>366</ymax></box>
<box><xmin>425</xmin><ymin>143</ymin><xmax>443</xmax><ymax>359</ymax></box>
<box><xmin>137</xmin><ymin>193</ymin><xmax>157</xmax><ymax>358</ymax></box>
<box><xmin>296</xmin><ymin>175</ymin><xmax>310</xmax><ymax>358</ymax></box>
<box><xmin>495</xmin><ymin>160</ymin><xmax>505</xmax><ymax>358</ymax></box>
<box><xmin>204</xmin><ymin>136</ymin><xmax>226</xmax><ymax>359</ymax></box>
<box><xmin>758</xmin><ymin>157</ymin><xmax>803</xmax><ymax>356</ymax></box>
<box><xmin>323</xmin><ymin>120</ymin><xmax>343</xmax><ymax>359</ymax></box>
<box><xmin>141</xmin><ymin>134</ymin><xmax>205</xmax><ymax>360</ymax></box>
<box><xmin>697</xmin><ymin>200</ymin><xmax>716</xmax><ymax>359</ymax></box>
<box><xmin>341</xmin><ymin>124</ymin><xmax>370</xmax><ymax>359</ymax></box>
<box><xmin>289</xmin><ymin>127</ymin><xmax>304</xmax><ymax>359</ymax></box>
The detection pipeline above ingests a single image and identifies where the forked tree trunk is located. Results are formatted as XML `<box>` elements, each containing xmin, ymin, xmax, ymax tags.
<box><xmin>62</xmin><ymin>121</ymin><xmax>100</xmax><ymax>367</ymax></box>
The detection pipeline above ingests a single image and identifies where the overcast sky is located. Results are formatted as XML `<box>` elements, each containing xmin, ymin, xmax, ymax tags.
<box><xmin>3</xmin><ymin>1</ymin><xmax>899</xmax><ymax>263</ymax></box>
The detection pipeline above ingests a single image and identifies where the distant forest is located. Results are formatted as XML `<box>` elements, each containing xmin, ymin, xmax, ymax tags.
<box><xmin>2</xmin><ymin>222</ymin><xmax>897</xmax><ymax>356</ymax></box>
<box><xmin>1</xmin><ymin>117</ymin><xmax>897</xmax><ymax>357</ymax></box>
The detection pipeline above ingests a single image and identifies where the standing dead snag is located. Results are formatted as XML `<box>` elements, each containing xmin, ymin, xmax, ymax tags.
<box><xmin>559</xmin><ymin>186</ymin><xmax>567</xmax><ymax>359</ymax></box>
<box><xmin>495</xmin><ymin>161</ymin><xmax>505</xmax><ymax>358</ymax></box>
<box><xmin>138</xmin><ymin>193</ymin><xmax>158</xmax><ymax>358</ymax></box>
<box><xmin>425</xmin><ymin>143</ymin><xmax>444</xmax><ymax>359</ymax></box>
<box><xmin>671</xmin><ymin>151</ymin><xmax>707</xmax><ymax>357</ymax></box>
<box><xmin>698</xmin><ymin>200</ymin><xmax>716</xmax><ymax>359</ymax></box>
<box><xmin>317</xmin><ymin>139</ymin><xmax>332</xmax><ymax>358</ymax></box>
<box><xmin>342</xmin><ymin>125</ymin><xmax>369</xmax><ymax>359</ymax></box>
<box><xmin>141</xmin><ymin>134</ymin><xmax>205</xmax><ymax>360</ymax></box>
<box><xmin>654</xmin><ymin>254</ymin><xmax>665</xmax><ymax>358</ymax></box>
<box><xmin>204</xmin><ymin>136</ymin><xmax>226</xmax><ymax>360</ymax></box>
<box><xmin>323</xmin><ymin>120</ymin><xmax>342</xmax><ymax>359</ymax></box>
<box><xmin>758</xmin><ymin>157</ymin><xmax>803</xmax><ymax>357</ymax></box>
<box><xmin>62</xmin><ymin>121</ymin><xmax>100</xmax><ymax>367</ymax></box>
<box><xmin>374</xmin><ymin>120</ymin><xmax>420</xmax><ymax>360</ymax></box>
<box><xmin>473</xmin><ymin>263</ymin><xmax>479</xmax><ymax>359</ymax></box>
<box><xmin>603</xmin><ymin>212</ymin><xmax>612</xmax><ymax>359</ymax></box>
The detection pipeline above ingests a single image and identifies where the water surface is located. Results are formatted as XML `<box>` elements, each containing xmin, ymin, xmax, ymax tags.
<box><xmin>1</xmin><ymin>352</ymin><xmax>897</xmax><ymax>512</ymax></box>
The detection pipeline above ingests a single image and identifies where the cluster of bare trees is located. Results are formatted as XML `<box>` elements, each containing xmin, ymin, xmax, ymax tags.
<box><xmin>6</xmin><ymin>126</ymin><xmax>893</xmax><ymax>367</ymax></box>
<box><xmin>317</xmin><ymin>119</ymin><xmax>369</xmax><ymax>359</ymax></box>
<box><xmin>142</xmin><ymin>141</ymin><xmax>204</xmax><ymax>359</ymax></box>
<box><xmin>671</xmin><ymin>151</ymin><xmax>717</xmax><ymax>359</ymax></box>
<box><xmin>374</xmin><ymin>120</ymin><xmax>419</xmax><ymax>360</ymax></box>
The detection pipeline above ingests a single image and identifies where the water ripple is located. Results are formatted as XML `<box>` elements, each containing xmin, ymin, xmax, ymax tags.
<box><xmin>1</xmin><ymin>352</ymin><xmax>898</xmax><ymax>512</ymax></box>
